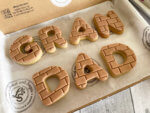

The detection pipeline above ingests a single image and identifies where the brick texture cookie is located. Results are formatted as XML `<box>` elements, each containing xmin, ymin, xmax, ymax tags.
<box><xmin>75</xmin><ymin>53</ymin><xmax>108</xmax><ymax>89</ymax></box>
<box><xmin>93</xmin><ymin>10</ymin><xmax>124</xmax><ymax>38</ymax></box>
<box><xmin>39</xmin><ymin>26</ymin><xmax>67</xmax><ymax>53</ymax></box>
<box><xmin>9</xmin><ymin>35</ymin><xmax>43</xmax><ymax>65</ymax></box>
<box><xmin>32</xmin><ymin>66</ymin><xmax>70</xmax><ymax>106</ymax></box>
<box><xmin>70</xmin><ymin>17</ymin><xmax>98</xmax><ymax>45</ymax></box>
<box><xmin>100</xmin><ymin>43</ymin><xmax>136</xmax><ymax>77</ymax></box>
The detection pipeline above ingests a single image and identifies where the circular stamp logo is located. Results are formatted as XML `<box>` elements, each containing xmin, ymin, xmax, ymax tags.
<box><xmin>6</xmin><ymin>79</ymin><xmax>36</xmax><ymax>112</ymax></box>
<box><xmin>142</xmin><ymin>26</ymin><xmax>150</xmax><ymax>50</ymax></box>
<box><xmin>50</xmin><ymin>0</ymin><xmax>72</xmax><ymax>7</ymax></box>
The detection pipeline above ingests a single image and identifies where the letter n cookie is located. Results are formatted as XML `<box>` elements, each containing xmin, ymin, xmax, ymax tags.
<box><xmin>70</xmin><ymin>18</ymin><xmax>98</xmax><ymax>45</ymax></box>
<box><xmin>75</xmin><ymin>53</ymin><xmax>108</xmax><ymax>89</ymax></box>
<box><xmin>93</xmin><ymin>10</ymin><xmax>124</xmax><ymax>38</ymax></box>
<box><xmin>100</xmin><ymin>43</ymin><xmax>136</xmax><ymax>77</ymax></box>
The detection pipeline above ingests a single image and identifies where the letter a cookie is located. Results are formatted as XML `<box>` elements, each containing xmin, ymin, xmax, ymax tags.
<box><xmin>74</xmin><ymin>53</ymin><xmax>108</xmax><ymax>89</ymax></box>
<box><xmin>70</xmin><ymin>18</ymin><xmax>98</xmax><ymax>45</ymax></box>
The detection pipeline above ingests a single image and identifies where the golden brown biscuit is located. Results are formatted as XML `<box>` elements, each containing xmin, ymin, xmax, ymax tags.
<box><xmin>93</xmin><ymin>10</ymin><xmax>124</xmax><ymax>38</ymax></box>
<box><xmin>32</xmin><ymin>66</ymin><xmax>70</xmax><ymax>106</ymax></box>
<box><xmin>70</xmin><ymin>17</ymin><xmax>98</xmax><ymax>45</ymax></box>
<box><xmin>9</xmin><ymin>35</ymin><xmax>43</xmax><ymax>65</ymax></box>
<box><xmin>39</xmin><ymin>26</ymin><xmax>67</xmax><ymax>53</ymax></box>
<box><xmin>75</xmin><ymin>53</ymin><xmax>108</xmax><ymax>89</ymax></box>
<box><xmin>100</xmin><ymin>43</ymin><xmax>136</xmax><ymax>77</ymax></box>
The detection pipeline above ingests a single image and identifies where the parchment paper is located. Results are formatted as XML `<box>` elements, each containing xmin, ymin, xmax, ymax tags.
<box><xmin>0</xmin><ymin>0</ymin><xmax>150</xmax><ymax>113</ymax></box>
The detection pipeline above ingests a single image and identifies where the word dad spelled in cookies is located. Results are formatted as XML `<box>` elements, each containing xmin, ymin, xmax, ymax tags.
<box><xmin>9</xmin><ymin>10</ymin><xmax>124</xmax><ymax>65</ymax></box>
<box><xmin>32</xmin><ymin>43</ymin><xmax>136</xmax><ymax>106</ymax></box>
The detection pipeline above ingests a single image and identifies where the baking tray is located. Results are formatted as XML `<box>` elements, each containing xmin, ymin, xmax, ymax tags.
<box><xmin>0</xmin><ymin>0</ymin><xmax>150</xmax><ymax>113</ymax></box>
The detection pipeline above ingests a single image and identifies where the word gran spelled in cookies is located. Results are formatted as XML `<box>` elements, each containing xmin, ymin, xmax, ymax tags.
<box><xmin>9</xmin><ymin>10</ymin><xmax>124</xmax><ymax>65</ymax></box>
<box><xmin>32</xmin><ymin>66</ymin><xmax>70</xmax><ymax>106</ymax></box>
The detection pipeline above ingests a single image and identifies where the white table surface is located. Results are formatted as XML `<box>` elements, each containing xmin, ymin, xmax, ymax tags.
<box><xmin>74</xmin><ymin>79</ymin><xmax>150</xmax><ymax>113</ymax></box>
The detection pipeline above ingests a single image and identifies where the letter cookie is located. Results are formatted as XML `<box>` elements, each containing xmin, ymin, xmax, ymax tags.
<box><xmin>32</xmin><ymin>66</ymin><xmax>70</xmax><ymax>106</ymax></box>
<box><xmin>75</xmin><ymin>53</ymin><xmax>108</xmax><ymax>89</ymax></box>
<box><xmin>93</xmin><ymin>10</ymin><xmax>124</xmax><ymax>38</ymax></box>
<box><xmin>100</xmin><ymin>43</ymin><xmax>136</xmax><ymax>77</ymax></box>
<box><xmin>70</xmin><ymin>17</ymin><xmax>98</xmax><ymax>45</ymax></box>
<box><xmin>39</xmin><ymin>26</ymin><xmax>67</xmax><ymax>53</ymax></box>
<box><xmin>9</xmin><ymin>35</ymin><xmax>43</xmax><ymax>65</ymax></box>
